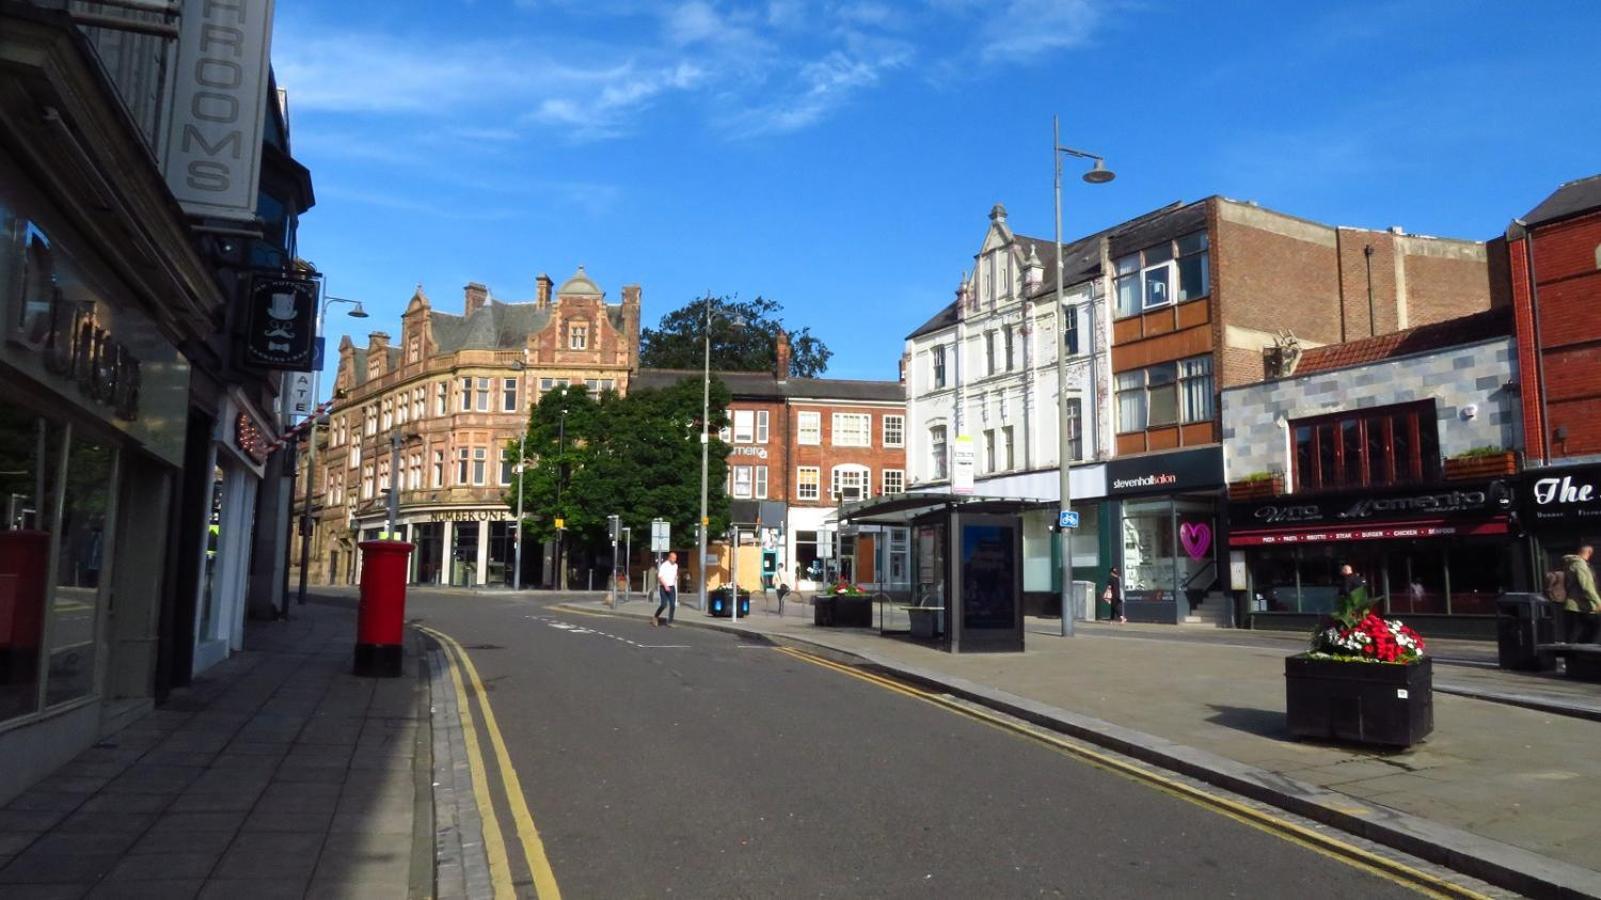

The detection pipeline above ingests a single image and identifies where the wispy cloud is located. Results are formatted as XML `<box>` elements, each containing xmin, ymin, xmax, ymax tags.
<box><xmin>728</xmin><ymin>42</ymin><xmax>912</xmax><ymax>136</ymax></box>
<box><xmin>974</xmin><ymin>0</ymin><xmax>1104</xmax><ymax>63</ymax></box>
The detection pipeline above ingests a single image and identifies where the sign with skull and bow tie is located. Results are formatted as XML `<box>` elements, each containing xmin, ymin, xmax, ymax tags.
<box><xmin>244</xmin><ymin>275</ymin><xmax>318</xmax><ymax>370</ymax></box>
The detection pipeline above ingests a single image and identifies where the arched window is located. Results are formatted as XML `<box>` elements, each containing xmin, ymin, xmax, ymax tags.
<box><xmin>831</xmin><ymin>464</ymin><xmax>871</xmax><ymax>502</ymax></box>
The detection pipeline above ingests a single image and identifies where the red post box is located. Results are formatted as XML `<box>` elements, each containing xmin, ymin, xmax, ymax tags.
<box><xmin>355</xmin><ymin>540</ymin><xmax>413</xmax><ymax>677</ymax></box>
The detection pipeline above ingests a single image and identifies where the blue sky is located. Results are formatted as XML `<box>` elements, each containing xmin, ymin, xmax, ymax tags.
<box><xmin>277</xmin><ymin>0</ymin><xmax>1600</xmax><ymax>386</ymax></box>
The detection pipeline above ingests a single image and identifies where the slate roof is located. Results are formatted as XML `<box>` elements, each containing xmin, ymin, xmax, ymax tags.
<box><xmin>1292</xmin><ymin>307</ymin><xmax>1513</xmax><ymax>376</ymax></box>
<box><xmin>1522</xmin><ymin>173</ymin><xmax>1601</xmax><ymax>228</ymax></box>
<box><xmin>632</xmin><ymin>368</ymin><xmax>903</xmax><ymax>402</ymax></box>
<box><xmin>428</xmin><ymin>300</ymin><xmax>555</xmax><ymax>353</ymax></box>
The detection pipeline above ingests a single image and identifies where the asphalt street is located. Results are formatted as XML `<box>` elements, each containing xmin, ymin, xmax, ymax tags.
<box><xmin>407</xmin><ymin>589</ymin><xmax>1429</xmax><ymax>898</ymax></box>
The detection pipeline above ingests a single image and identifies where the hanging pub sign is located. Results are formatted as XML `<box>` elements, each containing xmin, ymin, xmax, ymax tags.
<box><xmin>244</xmin><ymin>275</ymin><xmax>317</xmax><ymax>370</ymax></box>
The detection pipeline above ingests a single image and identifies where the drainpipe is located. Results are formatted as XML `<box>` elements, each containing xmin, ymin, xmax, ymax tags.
<box><xmin>1514</xmin><ymin>219</ymin><xmax>1550</xmax><ymax>465</ymax></box>
<box><xmin>1363</xmin><ymin>244</ymin><xmax>1377</xmax><ymax>337</ymax></box>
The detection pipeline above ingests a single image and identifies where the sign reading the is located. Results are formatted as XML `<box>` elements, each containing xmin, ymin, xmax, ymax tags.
<box><xmin>162</xmin><ymin>0</ymin><xmax>277</xmax><ymax>221</ymax></box>
<box><xmin>244</xmin><ymin>275</ymin><xmax>317</xmax><ymax>369</ymax></box>
<box><xmin>1525</xmin><ymin>466</ymin><xmax>1601</xmax><ymax>527</ymax></box>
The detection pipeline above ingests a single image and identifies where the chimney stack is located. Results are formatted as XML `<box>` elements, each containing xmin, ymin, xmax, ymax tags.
<box><xmin>368</xmin><ymin>331</ymin><xmax>390</xmax><ymax>350</ymax></box>
<box><xmin>464</xmin><ymin>282</ymin><xmax>488</xmax><ymax>317</ymax></box>
<box><xmin>774</xmin><ymin>329</ymin><xmax>792</xmax><ymax>381</ymax></box>
<box><xmin>536</xmin><ymin>273</ymin><xmax>553</xmax><ymax>309</ymax></box>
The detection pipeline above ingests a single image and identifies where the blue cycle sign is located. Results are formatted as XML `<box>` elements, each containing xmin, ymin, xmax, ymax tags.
<box><xmin>1058</xmin><ymin>510</ymin><xmax>1080</xmax><ymax>529</ymax></box>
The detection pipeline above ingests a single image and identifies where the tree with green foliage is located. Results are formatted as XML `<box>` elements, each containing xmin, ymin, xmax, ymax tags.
<box><xmin>504</xmin><ymin>378</ymin><xmax>733</xmax><ymax>563</ymax></box>
<box><xmin>638</xmin><ymin>295</ymin><xmax>832</xmax><ymax>377</ymax></box>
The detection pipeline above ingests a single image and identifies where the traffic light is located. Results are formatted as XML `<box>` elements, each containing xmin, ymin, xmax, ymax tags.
<box><xmin>608</xmin><ymin>514</ymin><xmax>621</xmax><ymax>542</ymax></box>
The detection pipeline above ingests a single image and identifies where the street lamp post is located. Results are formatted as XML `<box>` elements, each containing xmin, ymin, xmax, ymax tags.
<box><xmin>296</xmin><ymin>292</ymin><xmax>366</xmax><ymax>606</ymax></box>
<box><xmin>696</xmin><ymin>295</ymin><xmax>744</xmax><ymax>613</ymax></box>
<box><xmin>513</xmin><ymin>353</ymin><xmax>528</xmax><ymax>592</ymax></box>
<box><xmin>1052</xmin><ymin>114</ymin><xmax>1115</xmax><ymax>638</ymax></box>
<box><xmin>555</xmin><ymin>407</ymin><xmax>568</xmax><ymax>591</ymax></box>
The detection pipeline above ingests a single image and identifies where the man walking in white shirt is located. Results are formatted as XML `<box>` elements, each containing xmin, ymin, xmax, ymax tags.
<box><xmin>653</xmin><ymin>551</ymin><xmax>679</xmax><ymax>627</ymax></box>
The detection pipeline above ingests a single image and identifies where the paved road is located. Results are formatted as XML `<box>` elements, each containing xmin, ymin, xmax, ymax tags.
<box><xmin>408</xmin><ymin>590</ymin><xmax>1428</xmax><ymax>898</ymax></box>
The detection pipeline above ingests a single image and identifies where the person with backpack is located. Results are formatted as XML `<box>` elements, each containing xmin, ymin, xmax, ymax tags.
<box><xmin>1561</xmin><ymin>546</ymin><xmax>1601</xmax><ymax>644</ymax></box>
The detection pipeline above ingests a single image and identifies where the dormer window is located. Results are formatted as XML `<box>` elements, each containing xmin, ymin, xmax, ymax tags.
<box><xmin>568</xmin><ymin>322</ymin><xmax>588</xmax><ymax>350</ymax></box>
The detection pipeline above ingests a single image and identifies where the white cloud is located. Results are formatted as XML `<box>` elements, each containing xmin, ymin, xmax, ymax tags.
<box><xmin>974</xmin><ymin>0</ymin><xmax>1103</xmax><ymax>62</ymax></box>
<box><xmin>730</xmin><ymin>43</ymin><xmax>911</xmax><ymax>136</ymax></box>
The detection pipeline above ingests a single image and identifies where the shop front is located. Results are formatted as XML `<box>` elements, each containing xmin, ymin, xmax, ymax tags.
<box><xmin>1229</xmin><ymin>480</ymin><xmax>1524</xmax><ymax>637</ymax></box>
<box><xmin>353</xmin><ymin>506</ymin><xmax>521</xmax><ymax>587</ymax></box>
<box><xmin>192</xmin><ymin>395</ymin><xmax>271</xmax><ymax>675</ymax></box>
<box><xmin>1106</xmin><ymin>447</ymin><xmax>1226</xmax><ymax>624</ymax></box>
<box><xmin>0</xmin><ymin>176</ymin><xmax>192</xmax><ymax>799</ymax></box>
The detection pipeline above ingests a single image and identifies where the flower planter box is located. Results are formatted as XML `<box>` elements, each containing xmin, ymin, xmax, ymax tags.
<box><xmin>1285</xmin><ymin>655</ymin><xmax>1433</xmax><ymax>748</ymax></box>
<box><xmin>1442</xmin><ymin>452</ymin><xmax>1517</xmax><ymax>481</ymax></box>
<box><xmin>707</xmin><ymin>587</ymin><xmax>750</xmax><ymax>618</ymax></box>
<box><xmin>1228</xmin><ymin>476</ymin><xmax>1284</xmax><ymax>500</ymax></box>
<box><xmin>815</xmin><ymin>594</ymin><xmax>871</xmax><ymax>628</ymax></box>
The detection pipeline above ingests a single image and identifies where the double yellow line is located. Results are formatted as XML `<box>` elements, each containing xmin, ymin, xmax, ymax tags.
<box><xmin>420</xmin><ymin>625</ymin><xmax>562</xmax><ymax>900</ymax></box>
<box><xmin>772</xmin><ymin>645</ymin><xmax>1490</xmax><ymax>900</ymax></box>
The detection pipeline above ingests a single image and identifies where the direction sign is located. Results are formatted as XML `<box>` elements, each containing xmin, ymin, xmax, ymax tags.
<box><xmin>651</xmin><ymin>518</ymin><xmax>671</xmax><ymax>553</ymax></box>
<box><xmin>1058</xmin><ymin>510</ymin><xmax>1080</xmax><ymax>529</ymax></box>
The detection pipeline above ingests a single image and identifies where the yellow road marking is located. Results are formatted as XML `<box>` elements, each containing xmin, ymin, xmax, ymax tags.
<box><xmin>420</xmin><ymin>627</ymin><xmax>515</xmax><ymax>899</ymax></box>
<box><xmin>421</xmin><ymin>625</ymin><xmax>564</xmax><ymax>900</ymax></box>
<box><xmin>772</xmin><ymin>646</ymin><xmax>1489</xmax><ymax>900</ymax></box>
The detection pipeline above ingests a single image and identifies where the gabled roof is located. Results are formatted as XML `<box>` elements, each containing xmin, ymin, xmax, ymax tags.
<box><xmin>1522</xmin><ymin>173</ymin><xmax>1601</xmax><ymax>228</ymax></box>
<box><xmin>1292</xmin><ymin>307</ymin><xmax>1512</xmax><ymax>376</ymax></box>
<box><xmin>632</xmin><ymin>368</ymin><xmax>902</xmax><ymax>402</ymax></box>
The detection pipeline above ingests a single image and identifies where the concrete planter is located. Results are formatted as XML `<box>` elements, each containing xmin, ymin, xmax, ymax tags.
<box><xmin>814</xmin><ymin>593</ymin><xmax>871</xmax><ymax>628</ymax></box>
<box><xmin>1285</xmin><ymin>654</ymin><xmax>1433</xmax><ymax>748</ymax></box>
<box><xmin>1228</xmin><ymin>476</ymin><xmax>1284</xmax><ymax>500</ymax></box>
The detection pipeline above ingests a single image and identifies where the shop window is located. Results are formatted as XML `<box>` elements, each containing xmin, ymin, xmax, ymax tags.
<box><xmin>795</xmin><ymin>530</ymin><xmax>822</xmax><ymax>582</ymax></box>
<box><xmin>798</xmin><ymin>412</ymin><xmax>821</xmax><ymax>445</ymax></box>
<box><xmin>1445</xmin><ymin>541</ymin><xmax>1508</xmax><ymax>615</ymax></box>
<box><xmin>797</xmin><ymin>466</ymin><xmax>820</xmax><ymax>501</ymax></box>
<box><xmin>1292</xmin><ymin>401</ymin><xmax>1438</xmax><ymax>492</ymax></box>
<box><xmin>0</xmin><ymin>408</ymin><xmax>62</xmax><ymax>723</ymax></box>
<box><xmin>1387</xmin><ymin>546</ymin><xmax>1447</xmax><ymax>616</ymax></box>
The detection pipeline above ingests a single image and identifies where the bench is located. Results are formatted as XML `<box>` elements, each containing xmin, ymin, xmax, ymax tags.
<box><xmin>897</xmin><ymin>594</ymin><xmax>945</xmax><ymax>640</ymax></box>
<box><xmin>1536</xmin><ymin>643</ymin><xmax>1601</xmax><ymax>682</ymax></box>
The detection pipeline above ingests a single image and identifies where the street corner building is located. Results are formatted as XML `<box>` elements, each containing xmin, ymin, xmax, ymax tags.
<box><xmin>903</xmin><ymin>198</ymin><xmax>1505</xmax><ymax>624</ymax></box>
<box><xmin>632</xmin><ymin>331</ymin><xmax>908</xmax><ymax>596</ymax></box>
<box><xmin>0</xmin><ymin>1</ymin><xmax>314</xmax><ymax>802</ymax></box>
<box><xmin>294</xmin><ymin>269</ymin><xmax>641</xmax><ymax>588</ymax></box>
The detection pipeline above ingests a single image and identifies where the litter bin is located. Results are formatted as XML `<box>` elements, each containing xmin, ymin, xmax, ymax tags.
<box><xmin>708</xmin><ymin>586</ymin><xmax>750</xmax><ymax>618</ymax></box>
<box><xmin>1495</xmin><ymin>592</ymin><xmax>1557</xmax><ymax>672</ymax></box>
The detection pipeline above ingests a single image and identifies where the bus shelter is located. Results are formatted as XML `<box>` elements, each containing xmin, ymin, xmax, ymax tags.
<box><xmin>836</xmin><ymin>493</ymin><xmax>1040</xmax><ymax>653</ymax></box>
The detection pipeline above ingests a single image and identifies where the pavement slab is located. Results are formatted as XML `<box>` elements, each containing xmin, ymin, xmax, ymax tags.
<box><xmin>0</xmin><ymin>602</ymin><xmax>429</xmax><ymax>900</ymax></box>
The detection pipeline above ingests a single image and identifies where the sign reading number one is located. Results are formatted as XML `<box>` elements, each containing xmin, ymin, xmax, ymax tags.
<box><xmin>1058</xmin><ymin>510</ymin><xmax>1080</xmax><ymax>529</ymax></box>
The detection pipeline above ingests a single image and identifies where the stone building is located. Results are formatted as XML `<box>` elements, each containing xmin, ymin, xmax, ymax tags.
<box><xmin>295</xmin><ymin>268</ymin><xmax>640</xmax><ymax>587</ymax></box>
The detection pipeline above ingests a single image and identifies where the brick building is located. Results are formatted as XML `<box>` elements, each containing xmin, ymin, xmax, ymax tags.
<box><xmin>634</xmin><ymin>333</ymin><xmax>907</xmax><ymax>593</ymax></box>
<box><xmin>293</xmin><ymin>268</ymin><xmax>640</xmax><ymax>587</ymax></box>
<box><xmin>906</xmin><ymin>198</ymin><xmax>1504</xmax><ymax>622</ymax></box>
<box><xmin>1504</xmin><ymin>174</ymin><xmax>1601</xmax><ymax>573</ymax></box>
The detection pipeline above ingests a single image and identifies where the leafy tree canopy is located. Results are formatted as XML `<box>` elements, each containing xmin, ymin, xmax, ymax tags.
<box><xmin>504</xmin><ymin>379</ymin><xmax>733</xmax><ymax>555</ymax></box>
<box><xmin>638</xmin><ymin>295</ymin><xmax>832</xmax><ymax>378</ymax></box>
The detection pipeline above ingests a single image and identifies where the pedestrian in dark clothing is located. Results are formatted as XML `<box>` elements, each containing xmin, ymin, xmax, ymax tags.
<box><xmin>1562</xmin><ymin>546</ymin><xmax>1601</xmax><ymax>644</ymax></box>
<box><xmin>1104</xmin><ymin>567</ymin><xmax>1124</xmax><ymax>624</ymax></box>
<box><xmin>1337</xmin><ymin>563</ymin><xmax>1370</xmax><ymax>616</ymax></box>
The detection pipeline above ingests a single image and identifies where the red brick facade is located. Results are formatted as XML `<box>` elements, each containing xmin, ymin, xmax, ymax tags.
<box><xmin>1510</xmin><ymin>208</ymin><xmax>1601</xmax><ymax>462</ymax></box>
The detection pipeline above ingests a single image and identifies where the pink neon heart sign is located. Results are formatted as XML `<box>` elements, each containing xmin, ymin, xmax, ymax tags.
<box><xmin>1179</xmin><ymin>522</ymin><xmax>1211</xmax><ymax>560</ymax></box>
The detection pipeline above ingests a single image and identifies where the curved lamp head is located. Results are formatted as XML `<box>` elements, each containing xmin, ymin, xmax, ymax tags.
<box><xmin>1082</xmin><ymin>159</ymin><xmax>1116</xmax><ymax>184</ymax></box>
<box><xmin>347</xmin><ymin>302</ymin><xmax>370</xmax><ymax>318</ymax></box>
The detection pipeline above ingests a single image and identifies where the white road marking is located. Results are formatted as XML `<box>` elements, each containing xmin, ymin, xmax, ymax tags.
<box><xmin>523</xmin><ymin>614</ymin><xmax>685</xmax><ymax>649</ymax></box>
